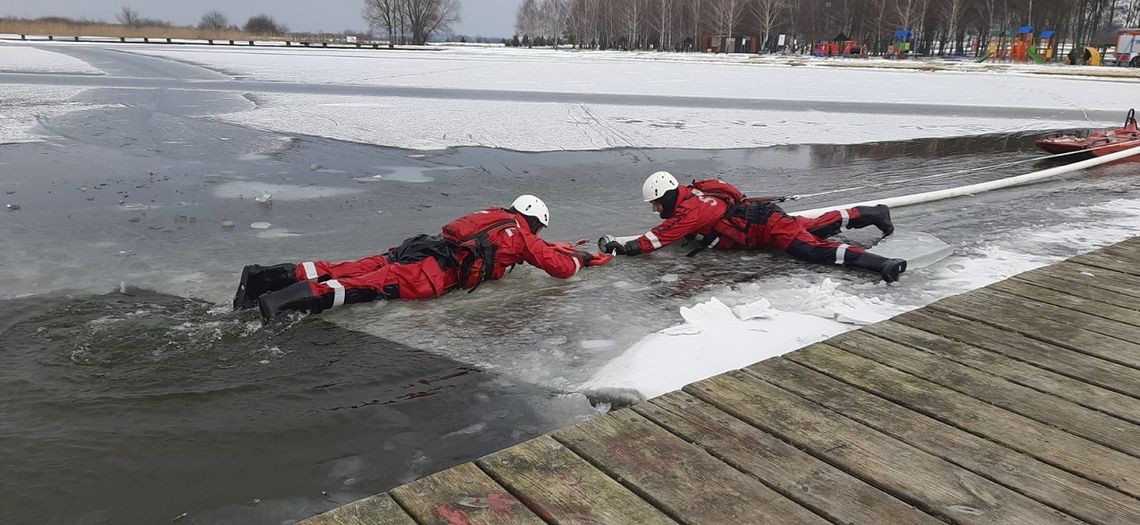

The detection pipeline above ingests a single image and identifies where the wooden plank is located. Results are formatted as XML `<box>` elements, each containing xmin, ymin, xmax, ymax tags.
<box><xmin>476</xmin><ymin>435</ymin><xmax>676</xmax><ymax>525</ymax></box>
<box><xmin>992</xmin><ymin>278</ymin><xmax>1140</xmax><ymax>327</ymax></box>
<box><xmin>683</xmin><ymin>371</ymin><xmax>1080</xmax><ymax>525</ymax></box>
<box><xmin>784</xmin><ymin>343</ymin><xmax>1140</xmax><ymax>499</ymax></box>
<box><xmin>894</xmin><ymin>308</ymin><xmax>1140</xmax><ymax>398</ymax></box>
<box><xmin>748</xmin><ymin>357</ymin><xmax>1140</xmax><ymax>525</ymax></box>
<box><xmin>300</xmin><ymin>493</ymin><xmax>416</xmax><ymax>525</ymax></box>
<box><xmin>1108</xmin><ymin>236</ymin><xmax>1140</xmax><ymax>251</ymax></box>
<box><xmin>553</xmin><ymin>409</ymin><xmax>826</xmax><ymax>525</ymax></box>
<box><xmin>1027</xmin><ymin>260</ymin><xmax>1140</xmax><ymax>299</ymax></box>
<box><xmin>864</xmin><ymin>320</ymin><xmax>1140</xmax><ymax>424</ymax></box>
<box><xmin>966</xmin><ymin>288</ymin><xmax>1140</xmax><ymax>345</ymax></box>
<box><xmin>389</xmin><ymin>462</ymin><xmax>544</xmax><ymax>525</ymax></box>
<box><xmin>1098</xmin><ymin>242</ymin><xmax>1140</xmax><ymax>264</ymax></box>
<box><xmin>1014</xmin><ymin>272</ymin><xmax>1140</xmax><ymax>312</ymax></box>
<box><xmin>829</xmin><ymin>329</ymin><xmax>1140</xmax><ymax>455</ymax></box>
<box><xmin>633</xmin><ymin>391</ymin><xmax>940</xmax><ymax>525</ymax></box>
<box><xmin>1070</xmin><ymin>252</ymin><xmax>1140</xmax><ymax>277</ymax></box>
<box><xmin>929</xmin><ymin>292</ymin><xmax>1140</xmax><ymax>369</ymax></box>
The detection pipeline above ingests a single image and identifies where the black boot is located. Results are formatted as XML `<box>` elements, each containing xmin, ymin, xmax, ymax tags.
<box><xmin>233</xmin><ymin>263</ymin><xmax>298</xmax><ymax>310</ymax></box>
<box><xmin>258</xmin><ymin>281</ymin><xmax>333</xmax><ymax>321</ymax></box>
<box><xmin>850</xmin><ymin>204</ymin><xmax>894</xmax><ymax>237</ymax></box>
<box><xmin>258</xmin><ymin>281</ymin><xmax>380</xmax><ymax>321</ymax></box>
<box><xmin>846</xmin><ymin>251</ymin><xmax>907</xmax><ymax>283</ymax></box>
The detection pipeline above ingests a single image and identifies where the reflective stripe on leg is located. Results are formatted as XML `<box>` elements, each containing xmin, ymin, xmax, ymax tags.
<box><xmin>835</xmin><ymin>244</ymin><xmax>848</xmax><ymax>265</ymax></box>
<box><xmin>325</xmin><ymin>279</ymin><xmax>345</xmax><ymax>307</ymax></box>
<box><xmin>302</xmin><ymin>261</ymin><xmax>318</xmax><ymax>280</ymax></box>
<box><xmin>839</xmin><ymin>209</ymin><xmax>850</xmax><ymax>229</ymax></box>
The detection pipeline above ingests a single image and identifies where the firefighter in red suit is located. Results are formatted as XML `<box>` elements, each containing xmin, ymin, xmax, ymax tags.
<box><xmin>234</xmin><ymin>195</ymin><xmax>612</xmax><ymax>321</ymax></box>
<box><xmin>599</xmin><ymin>172</ymin><xmax>906</xmax><ymax>282</ymax></box>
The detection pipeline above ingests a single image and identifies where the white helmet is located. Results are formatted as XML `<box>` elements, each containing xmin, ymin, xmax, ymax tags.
<box><xmin>642</xmin><ymin>171</ymin><xmax>679</xmax><ymax>202</ymax></box>
<box><xmin>510</xmin><ymin>194</ymin><xmax>549</xmax><ymax>227</ymax></box>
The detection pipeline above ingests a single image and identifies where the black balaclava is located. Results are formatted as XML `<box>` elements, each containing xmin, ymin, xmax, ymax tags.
<box><xmin>511</xmin><ymin>207</ymin><xmax>544</xmax><ymax>234</ymax></box>
<box><xmin>654</xmin><ymin>188</ymin><xmax>680</xmax><ymax>219</ymax></box>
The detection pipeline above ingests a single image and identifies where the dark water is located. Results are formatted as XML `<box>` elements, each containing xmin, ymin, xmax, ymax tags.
<box><xmin>1</xmin><ymin>290</ymin><xmax>578</xmax><ymax>524</ymax></box>
<box><xmin>3</xmin><ymin>45</ymin><xmax>1140</xmax><ymax>525</ymax></box>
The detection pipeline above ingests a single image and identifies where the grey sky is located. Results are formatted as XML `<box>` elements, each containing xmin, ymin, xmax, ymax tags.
<box><xmin>2</xmin><ymin>0</ymin><xmax>522</xmax><ymax>38</ymax></box>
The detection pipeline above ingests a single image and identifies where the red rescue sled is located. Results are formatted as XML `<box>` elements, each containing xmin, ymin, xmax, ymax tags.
<box><xmin>1035</xmin><ymin>109</ymin><xmax>1140</xmax><ymax>157</ymax></box>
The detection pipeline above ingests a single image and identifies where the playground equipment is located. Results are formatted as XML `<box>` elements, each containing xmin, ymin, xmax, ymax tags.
<box><xmin>977</xmin><ymin>26</ymin><xmax>1054</xmax><ymax>63</ymax></box>
<box><xmin>1067</xmin><ymin>45</ymin><xmax>1102</xmax><ymax>65</ymax></box>
<box><xmin>1010</xmin><ymin>25</ymin><xmax>1033</xmax><ymax>62</ymax></box>
<box><xmin>887</xmin><ymin>30</ymin><xmax>911</xmax><ymax>59</ymax></box>
<box><xmin>977</xmin><ymin>30</ymin><xmax>1006</xmax><ymax>62</ymax></box>
<box><xmin>1034</xmin><ymin>29</ymin><xmax>1055</xmax><ymax>63</ymax></box>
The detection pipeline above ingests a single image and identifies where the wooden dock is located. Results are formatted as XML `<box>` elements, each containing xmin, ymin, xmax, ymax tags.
<box><xmin>302</xmin><ymin>237</ymin><xmax>1140</xmax><ymax>525</ymax></box>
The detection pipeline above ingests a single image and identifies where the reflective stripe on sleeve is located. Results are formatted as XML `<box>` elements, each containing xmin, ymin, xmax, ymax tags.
<box><xmin>835</xmin><ymin>244</ymin><xmax>849</xmax><ymax>265</ymax></box>
<box><xmin>325</xmin><ymin>279</ymin><xmax>345</xmax><ymax>307</ymax></box>
<box><xmin>645</xmin><ymin>231</ymin><xmax>662</xmax><ymax>249</ymax></box>
<box><xmin>839</xmin><ymin>209</ymin><xmax>850</xmax><ymax>229</ymax></box>
<box><xmin>302</xmin><ymin>262</ymin><xmax>318</xmax><ymax>280</ymax></box>
<box><xmin>572</xmin><ymin>256</ymin><xmax>581</xmax><ymax>275</ymax></box>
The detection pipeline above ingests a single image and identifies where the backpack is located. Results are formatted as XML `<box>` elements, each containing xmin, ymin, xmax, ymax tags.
<box><xmin>440</xmin><ymin>209</ymin><xmax>520</xmax><ymax>291</ymax></box>
<box><xmin>690</xmin><ymin>179</ymin><xmax>746</xmax><ymax>207</ymax></box>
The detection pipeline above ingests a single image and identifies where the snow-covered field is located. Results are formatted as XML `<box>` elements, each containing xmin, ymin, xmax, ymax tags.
<box><xmin>3</xmin><ymin>42</ymin><xmax>1140</xmax><ymax>402</ymax></box>
<box><xmin>130</xmin><ymin>44</ymin><xmax>1139</xmax><ymax>151</ymax></box>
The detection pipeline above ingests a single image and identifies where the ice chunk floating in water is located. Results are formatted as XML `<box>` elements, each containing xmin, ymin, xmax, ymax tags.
<box><xmin>868</xmin><ymin>231</ymin><xmax>954</xmax><ymax>269</ymax></box>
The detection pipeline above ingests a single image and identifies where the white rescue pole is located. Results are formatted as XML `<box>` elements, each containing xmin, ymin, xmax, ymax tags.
<box><xmin>791</xmin><ymin>144</ymin><xmax>1140</xmax><ymax>218</ymax></box>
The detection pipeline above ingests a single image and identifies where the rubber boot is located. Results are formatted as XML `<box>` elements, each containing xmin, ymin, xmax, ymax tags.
<box><xmin>258</xmin><ymin>281</ymin><xmax>333</xmax><ymax>321</ymax></box>
<box><xmin>846</xmin><ymin>251</ymin><xmax>907</xmax><ymax>283</ymax></box>
<box><xmin>850</xmin><ymin>204</ymin><xmax>894</xmax><ymax>237</ymax></box>
<box><xmin>233</xmin><ymin>263</ymin><xmax>298</xmax><ymax>310</ymax></box>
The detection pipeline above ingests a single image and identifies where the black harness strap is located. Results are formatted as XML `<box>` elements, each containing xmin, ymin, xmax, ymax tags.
<box><xmin>451</xmin><ymin>219</ymin><xmax>517</xmax><ymax>293</ymax></box>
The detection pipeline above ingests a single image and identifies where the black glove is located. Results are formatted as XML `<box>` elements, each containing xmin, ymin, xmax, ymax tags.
<box><xmin>598</xmin><ymin>235</ymin><xmax>640</xmax><ymax>256</ymax></box>
<box><xmin>598</xmin><ymin>235</ymin><xmax>626</xmax><ymax>255</ymax></box>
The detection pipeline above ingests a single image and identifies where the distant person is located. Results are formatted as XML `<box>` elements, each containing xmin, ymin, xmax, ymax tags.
<box><xmin>235</xmin><ymin>195</ymin><xmax>612</xmax><ymax>320</ymax></box>
<box><xmin>599</xmin><ymin>172</ymin><xmax>906</xmax><ymax>282</ymax></box>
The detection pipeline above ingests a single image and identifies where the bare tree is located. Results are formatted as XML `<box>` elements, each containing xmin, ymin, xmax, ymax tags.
<box><xmin>939</xmin><ymin>0</ymin><xmax>965</xmax><ymax>54</ymax></box>
<box><xmin>750</xmin><ymin>0</ymin><xmax>784</xmax><ymax>52</ymax></box>
<box><xmin>652</xmin><ymin>0</ymin><xmax>676</xmax><ymax>50</ymax></box>
<box><xmin>116</xmin><ymin>6</ymin><xmax>140</xmax><ymax>27</ymax></box>
<box><xmin>690</xmin><ymin>0</ymin><xmax>705</xmax><ymax>49</ymax></box>
<box><xmin>711</xmin><ymin>0</ymin><xmax>746</xmax><ymax>37</ymax></box>
<box><xmin>403</xmin><ymin>0</ymin><xmax>461</xmax><ymax>45</ymax></box>
<box><xmin>540</xmin><ymin>0</ymin><xmax>570</xmax><ymax>46</ymax></box>
<box><xmin>198</xmin><ymin>10</ymin><xmax>229</xmax><ymax>31</ymax></box>
<box><xmin>623</xmin><ymin>0</ymin><xmax>647</xmax><ymax>49</ymax></box>
<box><xmin>516</xmin><ymin>0</ymin><xmax>540</xmax><ymax>44</ymax></box>
<box><xmin>363</xmin><ymin>0</ymin><xmax>404</xmax><ymax>48</ymax></box>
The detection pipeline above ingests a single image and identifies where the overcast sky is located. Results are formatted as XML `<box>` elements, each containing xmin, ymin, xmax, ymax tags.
<box><xmin>2</xmin><ymin>0</ymin><xmax>522</xmax><ymax>38</ymax></box>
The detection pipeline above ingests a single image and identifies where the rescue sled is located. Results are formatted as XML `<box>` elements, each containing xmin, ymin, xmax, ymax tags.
<box><xmin>1035</xmin><ymin>109</ymin><xmax>1140</xmax><ymax>157</ymax></box>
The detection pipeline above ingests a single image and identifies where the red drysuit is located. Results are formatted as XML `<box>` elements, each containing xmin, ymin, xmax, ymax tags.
<box><xmin>295</xmin><ymin>208</ymin><xmax>595</xmax><ymax>306</ymax></box>
<box><xmin>629</xmin><ymin>183</ymin><xmax>875</xmax><ymax>265</ymax></box>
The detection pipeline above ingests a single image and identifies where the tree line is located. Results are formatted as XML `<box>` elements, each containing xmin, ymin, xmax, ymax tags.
<box><xmin>114</xmin><ymin>6</ymin><xmax>289</xmax><ymax>35</ymax></box>
<box><xmin>512</xmin><ymin>0</ymin><xmax>1140</xmax><ymax>55</ymax></box>
<box><xmin>362</xmin><ymin>0</ymin><xmax>461</xmax><ymax>47</ymax></box>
